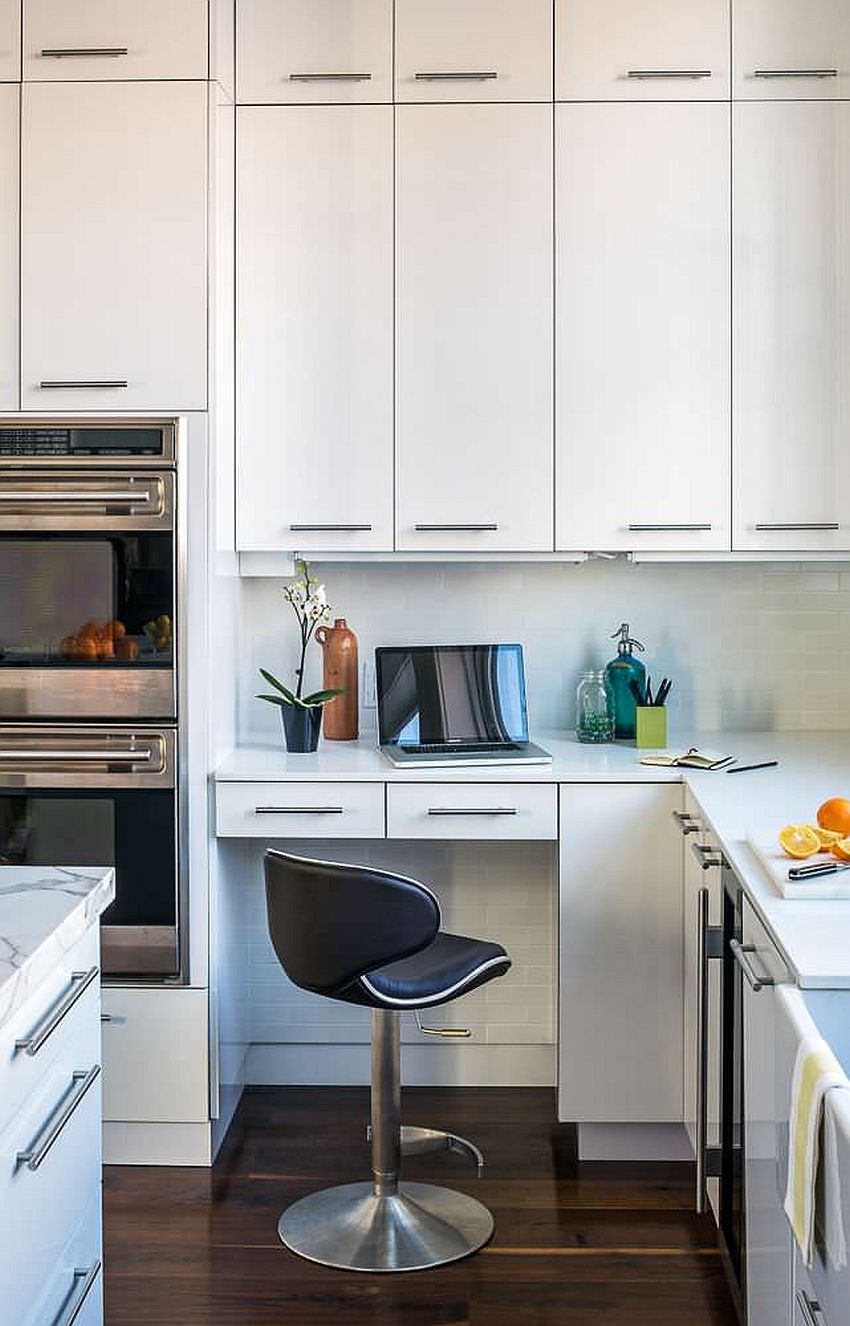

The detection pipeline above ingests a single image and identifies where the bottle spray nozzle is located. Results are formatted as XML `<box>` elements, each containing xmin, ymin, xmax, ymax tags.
<box><xmin>610</xmin><ymin>623</ymin><xmax>645</xmax><ymax>656</ymax></box>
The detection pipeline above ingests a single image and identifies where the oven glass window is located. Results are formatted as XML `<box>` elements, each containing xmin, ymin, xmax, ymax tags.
<box><xmin>0</xmin><ymin>534</ymin><xmax>173</xmax><ymax>667</ymax></box>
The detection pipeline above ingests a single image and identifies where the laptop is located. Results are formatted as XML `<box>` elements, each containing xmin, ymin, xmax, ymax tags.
<box><xmin>376</xmin><ymin>644</ymin><xmax>551</xmax><ymax>768</ymax></box>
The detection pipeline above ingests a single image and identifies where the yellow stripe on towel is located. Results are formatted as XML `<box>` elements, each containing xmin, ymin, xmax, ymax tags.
<box><xmin>791</xmin><ymin>1045</ymin><xmax>844</xmax><ymax>1255</ymax></box>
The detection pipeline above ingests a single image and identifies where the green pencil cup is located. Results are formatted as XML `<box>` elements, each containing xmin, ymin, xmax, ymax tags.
<box><xmin>635</xmin><ymin>706</ymin><xmax>667</xmax><ymax>750</ymax></box>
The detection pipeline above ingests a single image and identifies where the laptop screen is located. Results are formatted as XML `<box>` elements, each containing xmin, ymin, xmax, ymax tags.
<box><xmin>376</xmin><ymin>645</ymin><xmax>529</xmax><ymax>747</ymax></box>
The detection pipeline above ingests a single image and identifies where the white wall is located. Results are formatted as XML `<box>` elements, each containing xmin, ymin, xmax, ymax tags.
<box><xmin>240</xmin><ymin>559</ymin><xmax>850</xmax><ymax>741</ymax></box>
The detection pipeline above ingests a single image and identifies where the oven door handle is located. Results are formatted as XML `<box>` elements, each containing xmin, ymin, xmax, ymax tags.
<box><xmin>0</xmin><ymin>746</ymin><xmax>157</xmax><ymax>765</ymax></box>
<box><xmin>0</xmin><ymin>490</ymin><xmax>152</xmax><ymax>504</ymax></box>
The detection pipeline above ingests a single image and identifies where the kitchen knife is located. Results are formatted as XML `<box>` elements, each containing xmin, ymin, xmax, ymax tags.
<box><xmin>788</xmin><ymin>860</ymin><xmax>850</xmax><ymax>880</ymax></box>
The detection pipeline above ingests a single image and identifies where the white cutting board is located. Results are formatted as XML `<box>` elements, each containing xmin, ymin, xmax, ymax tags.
<box><xmin>750</xmin><ymin>841</ymin><xmax>850</xmax><ymax>899</ymax></box>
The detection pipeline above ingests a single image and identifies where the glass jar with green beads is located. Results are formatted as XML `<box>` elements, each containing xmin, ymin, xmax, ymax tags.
<box><xmin>576</xmin><ymin>670</ymin><xmax>614</xmax><ymax>743</ymax></box>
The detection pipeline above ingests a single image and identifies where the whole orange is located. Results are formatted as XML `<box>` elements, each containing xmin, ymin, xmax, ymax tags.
<box><xmin>817</xmin><ymin>797</ymin><xmax>850</xmax><ymax>836</ymax></box>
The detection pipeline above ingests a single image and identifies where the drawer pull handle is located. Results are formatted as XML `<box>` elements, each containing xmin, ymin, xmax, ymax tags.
<box><xmin>289</xmin><ymin>72</ymin><xmax>372</xmax><ymax>82</ymax></box>
<box><xmin>289</xmin><ymin>524</ymin><xmax>373</xmax><ymax>532</ymax></box>
<box><xmin>628</xmin><ymin>523</ymin><xmax>712</xmax><ymax>532</ymax></box>
<box><xmin>414</xmin><ymin>523</ymin><xmax>499</xmax><ymax>532</ymax></box>
<box><xmin>16</xmin><ymin>1065</ymin><xmax>101</xmax><ymax>1172</ymax></box>
<box><xmin>626</xmin><ymin>69</ymin><xmax>712</xmax><ymax>79</ymax></box>
<box><xmin>51</xmin><ymin>1262</ymin><xmax>102</xmax><ymax>1326</ymax></box>
<box><xmin>15</xmin><ymin>966</ymin><xmax>99</xmax><ymax>1057</ymax></box>
<box><xmin>38</xmin><ymin>380</ymin><xmax>129</xmax><ymax>390</ymax></box>
<box><xmin>797</xmin><ymin>1290</ymin><xmax>827</xmax><ymax>1326</ymax></box>
<box><xmin>691</xmin><ymin>841</ymin><xmax>722</xmax><ymax>871</ymax></box>
<box><xmin>754</xmin><ymin>68</ymin><xmax>838</xmax><ymax>79</ymax></box>
<box><xmin>427</xmin><ymin>807</ymin><xmax>518</xmax><ymax>817</ymax></box>
<box><xmin>41</xmin><ymin>47</ymin><xmax>128</xmax><ymax>58</ymax></box>
<box><xmin>254</xmin><ymin>806</ymin><xmax>345</xmax><ymax>815</ymax></box>
<box><xmin>755</xmin><ymin>522</ymin><xmax>839</xmax><ymax>532</ymax></box>
<box><xmin>730</xmin><ymin>940</ymin><xmax>774</xmax><ymax>992</ymax></box>
<box><xmin>415</xmin><ymin>71</ymin><xmax>499</xmax><ymax>82</ymax></box>
<box><xmin>672</xmin><ymin>810</ymin><xmax>700</xmax><ymax>835</ymax></box>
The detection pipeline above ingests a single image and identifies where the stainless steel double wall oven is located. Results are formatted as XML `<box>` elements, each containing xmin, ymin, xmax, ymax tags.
<box><xmin>0</xmin><ymin>419</ymin><xmax>182</xmax><ymax>979</ymax></box>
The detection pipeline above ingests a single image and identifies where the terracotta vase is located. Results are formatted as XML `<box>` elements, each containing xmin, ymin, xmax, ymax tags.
<box><xmin>315</xmin><ymin>618</ymin><xmax>358</xmax><ymax>741</ymax></box>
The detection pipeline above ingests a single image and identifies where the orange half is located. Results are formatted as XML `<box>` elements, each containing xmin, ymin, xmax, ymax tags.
<box><xmin>831</xmin><ymin>838</ymin><xmax>850</xmax><ymax>862</ymax></box>
<box><xmin>778</xmin><ymin>825</ymin><xmax>821</xmax><ymax>860</ymax></box>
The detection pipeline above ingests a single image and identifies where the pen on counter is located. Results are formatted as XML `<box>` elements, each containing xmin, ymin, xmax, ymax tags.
<box><xmin>726</xmin><ymin>760</ymin><xmax>779</xmax><ymax>775</ymax></box>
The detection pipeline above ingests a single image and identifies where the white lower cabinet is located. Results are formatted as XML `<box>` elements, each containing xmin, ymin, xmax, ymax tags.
<box><xmin>0</xmin><ymin>0</ymin><xmax>19</xmax><ymax>80</ymax></box>
<box><xmin>0</xmin><ymin>83</ymin><xmax>17</xmax><ymax>411</ymax></box>
<box><xmin>396</xmin><ymin>103</ymin><xmax>554</xmax><ymax>552</ymax></box>
<box><xmin>743</xmin><ymin>898</ymin><xmax>794</xmax><ymax>1326</ymax></box>
<box><xmin>558</xmin><ymin>783</ymin><xmax>683</xmax><ymax>1123</ymax></box>
<box><xmin>556</xmin><ymin>102</ymin><xmax>730</xmax><ymax>553</ymax></box>
<box><xmin>101</xmin><ymin>987</ymin><xmax>209</xmax><ymax>1124</ymax></box>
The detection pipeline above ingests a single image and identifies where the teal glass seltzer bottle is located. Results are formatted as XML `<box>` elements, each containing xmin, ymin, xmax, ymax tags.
<box><xmin>604</xmin><ymin>623</ymin><xmax>647</xmax><ymax>740</ymax></box>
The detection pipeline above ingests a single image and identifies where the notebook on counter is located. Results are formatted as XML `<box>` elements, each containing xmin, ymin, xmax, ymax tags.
<box><xmin>376</xmin><ymin>643</ymin><xmax>551</xmax><ymax>768</ymax></box>
<box><xmin>639</xmin><ymin>747</ymin><xmax>733</xmax><ymax>770</ymax></box>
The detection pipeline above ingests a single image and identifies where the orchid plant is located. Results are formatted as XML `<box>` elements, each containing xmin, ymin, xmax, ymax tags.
<box><xmin>257</xmin><ymin>560</ymin><xmax>344</xmax><ymax>711</ymax></box>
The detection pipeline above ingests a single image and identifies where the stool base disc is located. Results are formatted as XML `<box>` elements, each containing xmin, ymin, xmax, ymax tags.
<box><xmin>278</xmin><ymin>1180</ymin><xmax>494</xmax><ymax>1272</ymax></box>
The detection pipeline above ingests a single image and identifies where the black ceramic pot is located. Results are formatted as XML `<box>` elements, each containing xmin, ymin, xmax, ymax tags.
<box><xmin>281</xmin><ymin>704</ymin><xmax>322</xmax><ymax>753</ymax></box>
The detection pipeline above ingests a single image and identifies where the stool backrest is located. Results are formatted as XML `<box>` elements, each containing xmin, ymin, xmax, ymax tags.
<box><xmin>264</xmin><ymin>850</ymin><xmax>441</xmax><ymax>996</ymax></box>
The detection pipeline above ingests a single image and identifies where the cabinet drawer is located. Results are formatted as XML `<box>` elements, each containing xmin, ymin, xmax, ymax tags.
<box><xmin>0</xmin><ymin>0</ymin><xmax>20</xmax><ymax>80</ymax></box>
<box><xmin>216</xmin><ymin>781</ymin><xmax>386</xmax><ymax>839</ymax></box>
<box><xmin>0</xmin><ymin>923</ymin><xmax>100</xmax><ymax>1138</ymax></box>
<box><xmin>24</xmin><ymin>0</ymin><xmax>208</xmax><ymax>81</ymax></box>
<box><xmin>238</xmin><ymin>0</ymin><xmax>392</xmax><ymax>104</ymax></box>
<box><xmin>25</xmin><ymin>1184</ymin><xmax>102</xmax><ymax>1326</ymax></box>
<box><xmin>387</xmin><ymin>783</ymin><xmax>557</xmax><ymax>841</ymax></box>
<box><xmin>101</xmin><ymin>986</ymin><xmax>208</xmax><ymax>1124</ymax></box>
<box><xmin>0</xmin><ymin>1046</ymin><xmax>101</xmax><ymax>1326</ymax></box>
<box><xmin>395</xmin><ymin>0</ymin><xmax>553</xmax><ymax>103</ymax></box>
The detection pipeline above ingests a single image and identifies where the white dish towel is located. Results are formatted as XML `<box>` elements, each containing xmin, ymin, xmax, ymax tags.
<box><xmin>784</xmin><ymin>1033</ymin><xmax>849</xmax><ymax>1268</ymax></box>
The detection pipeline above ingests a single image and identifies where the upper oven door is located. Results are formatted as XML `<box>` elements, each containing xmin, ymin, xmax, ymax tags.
<box><xmin>0</xmin><ymin>472</ymin><xmax>175</xmax><ymax>721</ymax></box>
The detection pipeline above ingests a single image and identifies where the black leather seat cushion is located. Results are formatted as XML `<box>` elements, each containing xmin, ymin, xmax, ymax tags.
<box><xmin>343</xmin><ymin>932</ymin><xmax>511</xmax><ymax>1010</ymax></box>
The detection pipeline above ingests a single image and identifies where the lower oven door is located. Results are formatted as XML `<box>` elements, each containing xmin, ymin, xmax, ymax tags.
<box><xmin>0</xmin><ymin>725</ymin><xmax>179</xmax><ymax>979</ymax></box>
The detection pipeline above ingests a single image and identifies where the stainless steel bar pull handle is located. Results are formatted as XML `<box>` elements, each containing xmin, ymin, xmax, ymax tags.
<box><xmin>39</xmin><ymin>380</ymin><xmax>128</xmax><ymax>390</ymax></box>
<box><xmin>289</xmin><ymin>72</ymin><xmax>372</xmax><ymax>82</ymax></box>
<box><xmin>254</xmin><ymin>806</ymin><xmax>344</xmax><ymax>815</ymax></box>
<box><xmin>0</xmin><ymin>746</ymin><xmax>155</xmax><ymax>763</ymax></box>
<box><xmin>51</xmin><ymin>1263</ymin><xmax>102</xmax><ymax>1326</ymax></box>
<box><xmin>0</xmin><ymin>489</ymin><xmax>151</xmax><ymax>504</ymax></box>
<box><xmin>15</xmin><ymin>967</ymin><xmax>99</xmax><ymax>1057</ymax></box>
<box><xmin>414</xmin><ymin>523</ymin><xmax>499</xmax><ymax>532</ymax></box>
<box><xmin>428</xmin><ymin>807</ymin><xmax>518</xmax><ymax>816</ymax></box>
<box><xmin>797</xmin><ymin>1291</ymin><xmax>827</xmax><ymax>1326</ymax></box>
<box><xmin>628</xmin><ymin>523</ymin><xmax>712</xmax><ymax>532</ymax></box>
<box><xmin>691</xmin><ymin>841</ymin><xmax>722</xmax><ymax>871</ymax></box>
<box><xmin>16</xmin><ymin>1065</ymin><xmax>101</xmax><ymax>1171</ymax></box>
<box><xmin>695</xmin><ymin>887</ymin><xmax>709</xmax><ymax>1214</ymax></box>
<box><xmin>41</xmin><ymin>47</ymin><xmax>128</xmax><ymax>58</ymax></box>
<box><xmin>289</xmin><ymin>523</ymin><xmax>372</xmax><ymax>532</ymax></box>
<box><xmin>730</xmin><ymin>940</ymin><xmax>773</xmax><ymax>992</ymax></box>
<box><xmin>415</xmin><ymin>71</ymin><xmax>499</xmax><ymax>82</ymax></box>
<box><xmin>672</xmin><ymin>810</ymin><xmax>700</xmax><ymax>835</ymax></box>
<box><xmin>754</xmin><ymin>68</ymin><xmax>838</xmax><ymax>79</ymax></box>
<box><xmin>627</xmin><ymin>69</ymin><xmax>711</xmax><ymax>79</ymax></box>
<box><xmin>755</xmin><ymin>522</ymin><xmax>839</xmax><ymax>531</ymax></box>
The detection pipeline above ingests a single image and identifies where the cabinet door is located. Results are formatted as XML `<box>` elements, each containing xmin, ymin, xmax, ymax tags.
<box><xmin>556</xmin><ymin>0</ymin><xmax>729</xmax><ymax>101</ymax></box>
<box><xmin>237</xmin><ymin>106</ymin><xmax>393</xmax><ymax>552</ymax></box>
<box><xmin>0</xmin><ymin>84</ymin><xmax>16</xmax><ymax>410</ymax></box>
<box><xmin>0</xmin><ymin>0</ymin><xmax>20</xmax><ymax>80</ymax></box>
<box><xmin>743</xmin><ymin>899</ymin><xmax>794</xmax><ymax>1326</ymax></box>
<box><xmin>237</xmin><ymin>0</ymin><xmax>392</xmax><ymax>105</ymax></box>
<box><xmin>22</xmin><ymin>81</ymin><xmax>208</xmax><ymax>412</ymax></box>
<box><xmin>556</xmin><ymin>104</ymin><xmax>730</xmax><ymax>553</ymax></box>
<box><xmin>395</xmin><ymin>0</ymin><xmax>552</xmax><ymax>103</ymax></box>
<box><xmin>24</xmin><ymin>0</ymin><xmax>208</xmax><ymax>81</ymax></box>
<box><xmin>734</xmin><ymin>0</ymin><xmax>850</xmax><ymax>99</ymax></box>
<box><xmin>734</xmin><ymin>102</ymin><xmax>850</xmax><ymax>552</ymax></box>
<box><xmin>559</xmin><ymin>784</ymin><xmax>683</xmax><ymax>1123</ymax></box>
<box><xmin>396</xmin><ymin>104</ymin><xmax>553</xmax><ymax>552</ymax></box>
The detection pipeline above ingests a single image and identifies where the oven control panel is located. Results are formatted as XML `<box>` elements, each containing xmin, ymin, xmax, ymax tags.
<box><xmin>0</xmin><ymin>421</ymin><xmax>176</xmax><ymax>464</ymax></box>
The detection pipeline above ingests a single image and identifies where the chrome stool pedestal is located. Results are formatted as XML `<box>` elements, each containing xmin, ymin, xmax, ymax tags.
<box><xmin>278</xmin><ymin>1010</ymin><xmax>494</xmax><ymax>1272</ymax></box>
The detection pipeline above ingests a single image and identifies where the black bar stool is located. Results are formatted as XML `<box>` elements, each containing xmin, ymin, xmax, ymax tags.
<box><xmin>264</xmin><ymin>848</ymin><xmax>512</xmax><ymax>1272</ymax></box>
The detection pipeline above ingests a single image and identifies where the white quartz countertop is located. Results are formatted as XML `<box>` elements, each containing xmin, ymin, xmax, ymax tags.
<box><xmin>215</xmin><ymin>731</ymin><xmax>850</xmax><ymax>987</ymax></box>
<box><xmin>0</xmin><ymin>867</ymin><xmax>115</xmax><ymax>1032</ymax></box>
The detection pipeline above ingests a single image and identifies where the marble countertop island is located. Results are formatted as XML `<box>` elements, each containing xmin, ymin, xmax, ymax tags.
<box><xmin>0</xmin><ymin>866</ymin><xmax>115</xmax><ymax>1032</ymax></box>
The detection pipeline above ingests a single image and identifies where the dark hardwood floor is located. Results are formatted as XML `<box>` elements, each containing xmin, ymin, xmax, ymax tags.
<box><xmin>103</xmin><ymin>1087</ymin><xmax>737</xmax><ymax>1325</ymax></box>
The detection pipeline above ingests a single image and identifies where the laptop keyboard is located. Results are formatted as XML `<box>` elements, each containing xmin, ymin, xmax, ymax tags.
<box><xmin>400</xmin><ymin>742</ymin><xmax>522</xmax><ymax>755</ymax></box>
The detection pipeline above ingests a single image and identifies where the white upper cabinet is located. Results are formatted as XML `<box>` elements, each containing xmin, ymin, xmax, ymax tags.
<box><xmin>396</xmin><ymin>104</ymin><xmax>553</xmax><ymax>552</ymax></box>
<box><xmin>237</xmin><ymin>0</ymin><xmax>392</xmax><ymax>104</ymax></box>
<box><xmin>734</xmin><ymin>0</ymin><xmax>850</xmax><ymax>99</ymax></box>
<box><xmin>22</xmin><ymin>82</ymin><xmax>208</xmax><ymax>412</ymax></box>
<box><xmin>0</xmin><ymin>0</ymin><xmax>20</xmax><ymax>80</ymax></box>
<box><xmin>24</xmin><ymin>0</ymin><xmax>209</xmax><ymax>81</ymax></box>
<box><xmin>557</xmin><ymin>0</ymin><xmax>730</xmax><ymax>101</ymax></box>
<box><xmin>556</xmin><ymin>103</ymin><xmax>731</xmax><ymax>553</ymax></box>
<box><xmin>395</xmin><ymin>0</ymin><xmax>553</xmax><ymax>103</ymax></box>
<box><xmin>237</xmin><ymin>106</ymin><xmax>393</xmax><ymax>553</ymax></box>
<box><xmin>734</xmin><ymin>102</ymin><xmax>850</xmax><ymax>552</ymax></box>
<box><xmin>0</xmin><ymin>85</ymin><xmax>17</xmax><ymax>410</ymax></box>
